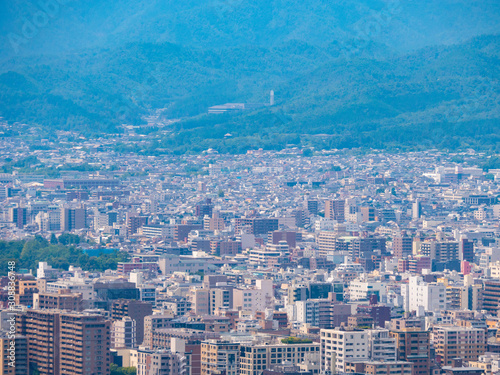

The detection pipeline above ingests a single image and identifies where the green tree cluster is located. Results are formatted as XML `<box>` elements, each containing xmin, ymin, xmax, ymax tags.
<box><xmin>110</xmin><ymin>364</ymin><xmax>136</xmax><ymax>375</ymax></box>
<box><xmin>0</xmin><ymin>237</ymin><xmax>129</xmax><ymax>276</ymax></box>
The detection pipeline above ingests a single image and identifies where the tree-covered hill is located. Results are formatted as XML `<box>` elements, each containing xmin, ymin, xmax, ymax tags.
<box><xmin>0</xmin><ymin>1</ymin><xmax>498</xmax><ymax>152</ymax></box>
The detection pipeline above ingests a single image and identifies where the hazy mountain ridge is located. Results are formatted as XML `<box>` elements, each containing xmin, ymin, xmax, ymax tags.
<box><xmin>0</xmin><ymin>1</ymin><xmax>499</xmax><ymax>152</ymax></box>
<box><xmin>2</xmin><ymin>0</ymin><xmax>499</xmax><ymax>56</ymax></box>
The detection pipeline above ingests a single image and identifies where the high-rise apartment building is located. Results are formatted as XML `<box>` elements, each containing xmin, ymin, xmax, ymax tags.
<box><xmin>33</xmin><ymin>290</ymin><xmax>83</xmax><ymax>311</ymax></box>
<box><xmin>366</xmin><ymin>329</ymin><xmax>397</xmax><ymax>362</ymax></box>
<box><xmin>482</xmin><ymin>280</ymin><xmax>500</xmax><ymax>315</ymax></box>
<box><xmin>126</xmin><ymin>213</ymin><xmax>148</xmax><ymax>235</ymax></box>
<box><xmin>412</xmin><ymin>200</ymin><xmax>421</xmax><ymax>219</ymax></box>
<box><xmin>434</xmin><ymin>326</ymin><xmax>485</xmax><ymax>366</ymax></box>
<box><xmin>59</xmin><ymin>313</ymin><xmax>111</xmax><ymax>375</ymax></box>
<box><xmin>190</xmin><ymin>288</ymin><xmax>210</xmax><ymax>316</ymax></box>
<box><xmin>420</xmin><ymin>240</ymin><xmax>460</xmax><ymax>265</ymax></box>
<box><xmin>446</xmin><ymin>285</ymin><xmax>469</xmax><ymax>310</ymax></box>
<box><xmin>390</xmin><ymin>329</ymin><xmax>430</xmax><ymax>375</ymax></box>
<box><xmin>401</xmin><ymin>276</ymin><xmax>446</xmax><ymax>313</ymax></box>
<box><xmin>393</xmin><ymin>235</ymin><xmax>413</xmax><ymax>259</ymax></box>
<box><xmin>307</xmin><ymin>200</ymin><xmax>319</xmax><ymax>215</ymax></box>
<box><xmin>143</xmin><ymin>314</ymin><xmax>175</xmax><ymax>348</ymax></box>
<box><xmin>9</xmin><ymin>206</ymin><xmax>27</xmax><ymax>229</ymax></box>
<box><xmin>111</xmin><ymin>299</ymin><xmax>153</xmax><ymax>346</ymax></box>
<box><xmin>295</xmin><ymin>299</ymin><xmax>333</xmax><ymax>328</ymax></box>
<box><xmin>196</xmin><ymin>199</ymin><xmax>213</xmax><ymax>219</ymax></box>
<box><xmin>209</xmin><ymin>288</ymin><xmax>232</xmax><ymax>315</ymax></box>
<box><xmin>234</xmin><ymin>218</ymin><xmax>279</xmax><ymax>235</ymax></box>
<box><xmin>325</xmin><ymin>200</ymin><xmax>345</xmax><ymax>222</ymax></box>
<box><xmin>360</xmin><ymin>206</ymin><xmax>375</xmax><ymax>222</ymax></box>
<box><xmin>112</xmin><ymin>317</ymin><xmax>136</xmax><ymax>349</ymax></box>
<box><xmin>137</xmin><ymin>349</ymin><xmax>184</xmax><ymax>375</ymax></box>
<box><xmin>60</xmin><ymin>207</ymin><xmax>86</xmax><ymax>232</ymax></box>
<box><xmin>0</xmin><ymin>333</ymin><xmax>28</xmax><ymax>375</ymax></box>
<box><xmin>14</xmin><ymin>276</ymin><xmax>38</xmax><ymax>307</ymax></box>
<box><xmin>460</xmin><ymin>238</ymin><xmax>474</xmax><ymax>263</ymax></box>
<box><xmin>240</xmin><ymin>341</ymin><xmax>320</xmax><ymax>375</ymax></box>
<box><xmin>16</xmin><ymin>310</ymin><xmax>60</xmax><ymax>375</ymax></box>
<box><xmin>320</xmin><ymin>328</ymin><xmax>369</xmax><ymax>373</ymax></box>
<box><xmin>200</xmin><ymin>340</ymin><xmax>239</xmax><ymax>375</ymax></box>
<box><xmin>16</xmin><ymin>310</ymin><xmax>110</xmax><ymax>375</ymax></box>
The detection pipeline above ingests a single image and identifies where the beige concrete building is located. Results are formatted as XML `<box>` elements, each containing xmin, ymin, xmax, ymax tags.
<box><xmin>112</xmin><ymin>317</ymin><xmax>136</xmax><ymax>349</ymax></box>
<box><xmin>201</xmin><ymin>340</ymin><xmax>239</xmax><ymax>375</ymax></box>
<box><xmin>233</xmin><ymin>280</ymin><xmax>273</xmax><ymax>313</ymax></box>
<box><xmin>209</xmin><ymin>289</ymin><xmax>231</xmax><ymax>314</ymax></box>
<box><xmin>240</xmin><ymin>341</ymin><xmax>321</xmax><ymax>375</ymax></box>
<box><xmin>190</xmin><ymin>288</ymin><xmax>210</xmax><ymax>315</ymax></box>
<box><xmin>143</xmin><ymin>314</ymin><xmax>174</xmax><ymax>348</ymax></box>
<box><xmin>138</xmin><ymin>349</ymin><xmax>183</xmax><ymax>375</ymax></box>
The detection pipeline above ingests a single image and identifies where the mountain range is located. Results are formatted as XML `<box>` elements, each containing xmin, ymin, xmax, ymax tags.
<box><xmin>0</xmin><ymin>0</ymin><xmax>499</xmax><ymax>153</ymax></box>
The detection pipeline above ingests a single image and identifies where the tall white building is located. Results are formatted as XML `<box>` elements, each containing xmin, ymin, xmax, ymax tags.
<box><xmin>315</xmin><ymin>219</ymin><xmax>336</xmax><ymax>232</ymax></box>
<box><xmin>349</xmin><ymin>279</ymin><xmax>387</xmax><ymax>301</ymax></box>
<box><xmin>233</xmin><ymin>279</ymin><xmax>273</xmax><ymax>313</ymax></box>
<box><xmin>320</xmin><ymin>328</ymin><xmax>369</xmax><ymax>373</ymax></box>
<box><xmin>46</xmin><ymin>280</ymin><xmax>95</xmax><ymax>300</ymax></box>
<box><xmin>366</xmin><ymin>329</ymin><xmax>397</xmax><ymax>361</ymax></box>
<box><xmin>295</xmin><ymin>299</ymin><xmax>331</xmax><ymax>327</ymax></box>
<box><xmin>401</xmin><ymin>276</ymin><xmax>446</xmax><ymax>313</ymax></box>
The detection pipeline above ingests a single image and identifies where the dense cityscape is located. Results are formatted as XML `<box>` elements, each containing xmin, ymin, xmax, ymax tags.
<box><xmin>0</xmin><ymin>126</ymin><xmax>499</xmax><ymax>375</ymax></box>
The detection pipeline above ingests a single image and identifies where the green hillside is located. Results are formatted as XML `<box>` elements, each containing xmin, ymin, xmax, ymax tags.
<box><xmin>0</xmin><ymin>1</ymin><xmax>499</xmax><ymax>153</ymax></box>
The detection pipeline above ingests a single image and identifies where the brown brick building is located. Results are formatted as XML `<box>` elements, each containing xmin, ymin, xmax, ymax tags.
<box><xmin>16</xmin><ymin>309</ymin><xmax>111</xmax><ymax>375</ymax></box>
<box><xmin>60</xmin><ymin>313</ymin><xmax>111</xmax><ymax>375</ymax></box>
<box><xmin>34</xmin><ymin>290</ymin><xmax>83</xmax><ymax>311</ymax></box>
<box><xmin>390</xmin><ymin>329</ymin><xmax>430</xmax><ymax>375</ymax></box>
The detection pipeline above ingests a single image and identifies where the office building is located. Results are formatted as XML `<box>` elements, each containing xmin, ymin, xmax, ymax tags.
<box><xmin>60</xmin><ymin>207</ymin><xmax>87</xmax><ymax>232</ymax></box>
<box><xmin>9</xmin><ymin>207</ymin><xmax>27</xmax><ymax>229</ymax></box>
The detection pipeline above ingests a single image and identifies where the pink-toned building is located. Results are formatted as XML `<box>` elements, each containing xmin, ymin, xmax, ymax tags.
<box><xmin>461</xmin><ymin>260</ymin><xmax>472</xmax><ymax>275</ymax></box>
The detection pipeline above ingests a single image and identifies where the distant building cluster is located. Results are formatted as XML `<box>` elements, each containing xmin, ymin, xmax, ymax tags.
<box><xmin>208</xmin><ymin>91</ymin><xmax>275</xmax><ymax>113</ymax></box>
<box><xmin>2</xmin><ymin>140</ymin><xmax>500</xmax><ymax>375</ymax></box>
